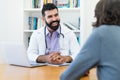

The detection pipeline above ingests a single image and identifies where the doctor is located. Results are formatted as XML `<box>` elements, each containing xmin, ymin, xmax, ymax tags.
<box><xmin>27</xmin><ymin>3</ymin><xmax>80</xmax><ymax>64</ymax></box>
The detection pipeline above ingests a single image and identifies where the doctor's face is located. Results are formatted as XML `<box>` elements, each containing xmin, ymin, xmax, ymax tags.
<box><xmin>44</xmin><ymin>9</ymin><xmax>60</xmax><ymax>31</ymax></box>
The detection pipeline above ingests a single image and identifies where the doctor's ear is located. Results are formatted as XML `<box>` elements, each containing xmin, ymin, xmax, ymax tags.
<box><xmin>42</xmin><ymin>17</ymin><xmax>45</xmax><ymax>25</ymax></box>
<box><xmin>42</xmin><ymin>17</ymin><xmax>45</xmax><ymax>21</ymax></box>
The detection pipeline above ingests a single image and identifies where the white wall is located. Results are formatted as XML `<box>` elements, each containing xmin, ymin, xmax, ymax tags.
<box><xmin>80</xmin><ymin>0</ymin><xmax>99</xmax><ymax>47</ymax></box>
<box><xmin>0</xmin><ymin>0</ymin><xmax>23</xmax><ymax>63</ymax></box>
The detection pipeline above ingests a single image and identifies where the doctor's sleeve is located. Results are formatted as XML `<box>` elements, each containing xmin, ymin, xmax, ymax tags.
<box><xmin>69</xmin><ymin>31</ymin><xmax>80</xmax><ymax>59</ymax></box>
<box><xmin>27</xmin><ymin>31</ymin><xmax>40</xmax><ymax>62</ymax></box>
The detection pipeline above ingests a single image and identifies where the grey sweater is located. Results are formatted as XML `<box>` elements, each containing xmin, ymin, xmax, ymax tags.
<box><xmin>60</xmin><ymin>25</ymin><xmax>120</xmax><ymax>80</ymax></box>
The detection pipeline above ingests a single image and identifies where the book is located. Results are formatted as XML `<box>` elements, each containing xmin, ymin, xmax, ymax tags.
<box><xmin>56</xmin><ymin>0</ymin><xmax>69</xmax><ymax>8</ymax></box>
<box><xmin>69</xmin><ymin>0</ymin><xmax>74</xmax><ymax>8</ymax></box>
<box><xmin>77</xmin><ymin>0</ymin><xmax>80</xmax><ymax>7</ymax></box>
<box><xmin>33</xmin><ymin>17</ymin><xmax>38</xmax><ymax>30</ymax></box>
<box><xmin>28</xmin><ymin>17</ymin><xmax>32</xmax><ymax>30</ymax></box>
<box><xmin>28</xmin><ymin>17</ymin><xmax>40</xmax><ymax>30</ymax></box>
<box><xmin>37</xmin><ymin>0</ymin><xmax>42</xmax><ymax>8</ymax></box>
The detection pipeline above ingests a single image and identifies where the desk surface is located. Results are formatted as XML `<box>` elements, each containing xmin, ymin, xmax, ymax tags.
<box><xmin>0</xmin><ymin>64</ymin><xmax>89</xmax><ymax>80</ymax></box>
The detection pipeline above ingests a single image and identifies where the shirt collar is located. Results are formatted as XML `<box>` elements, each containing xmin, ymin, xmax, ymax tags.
<box><xmin>45</xmin><ymin>26</ymin><xmax>60</xmax><ymax>37</ymax></box>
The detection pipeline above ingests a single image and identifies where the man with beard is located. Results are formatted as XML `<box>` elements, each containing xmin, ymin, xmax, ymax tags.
<box><xmin>27</xmin><ymin>3</ymin><xmax>80</xmax><ymax>64</ymax></box>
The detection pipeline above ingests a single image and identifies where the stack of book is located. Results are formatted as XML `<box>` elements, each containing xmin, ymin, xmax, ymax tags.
<box><xmin>31</xmin><ymin>0</ymin><xmax>80</xmax><ymax>8</ymax></box>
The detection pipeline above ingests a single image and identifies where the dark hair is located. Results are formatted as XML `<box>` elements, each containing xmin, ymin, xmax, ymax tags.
<box><xmin>42</xmin><ymin>3</ymin><xmax>58</xmax><ymax>17</ymax></box>
<box><xmin>93</xmin><ymin>0</ymin><xmax>120</xmax><ymax>27</ymax></box>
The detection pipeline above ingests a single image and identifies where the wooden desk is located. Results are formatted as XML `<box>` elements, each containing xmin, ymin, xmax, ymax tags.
<box><xmin>0</xmin><ymin>64</ymin><xmax>89</xmax><ymax>80</ymax></box>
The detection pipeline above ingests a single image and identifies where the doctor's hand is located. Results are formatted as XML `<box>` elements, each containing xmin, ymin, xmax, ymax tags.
<box><xmin>36</xmin><ymin>52</ymin><xmax>64</xmax><ymax>64</ymax></box>
<box><xmin>47</xmin><ymin>52</ymin><xmax>72</xmax><ymax>64</ymax></box>
<box><xmin>36</xmin><ymin>52</ymin><xmax>72</xmax><ymax>64</ymax></box>
<box><xmin>47</xmin><ymin>52</ymin><xmax>65</xmax><ymax>64</ymax></box>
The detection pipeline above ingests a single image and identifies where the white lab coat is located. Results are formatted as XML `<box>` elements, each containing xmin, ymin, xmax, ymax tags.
<box><xmin>27</xmin><ymin>24</ymin><xmax>80</xmax><ymax>62</ymax></box>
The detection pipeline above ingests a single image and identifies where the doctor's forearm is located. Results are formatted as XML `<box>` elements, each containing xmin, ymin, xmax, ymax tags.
<box><xmin>36</xmin><ymin>55</ymin><xmax>48</xmax><ymax>63</ymax></box>
<box><xmin>63</xmin><ymin>56</ymin><xmax>73</xmax><ymax>63</ymax></box>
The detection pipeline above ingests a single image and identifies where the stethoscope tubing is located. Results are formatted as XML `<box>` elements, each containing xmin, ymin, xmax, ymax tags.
<box><xmin>44</xmin><ymin>25</ymin><xmax>64</xmax><ymax>51</ymax></box>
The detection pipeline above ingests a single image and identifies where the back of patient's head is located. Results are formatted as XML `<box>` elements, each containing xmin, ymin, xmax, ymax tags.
<box><xmin>93</xmin><ymin>0</ymin><xmax>120</xmax><ymax>27</ymax></box>
<box><xmin>42</xmin><ymin>3</ymin><xmax>58</xmax><ymax>17</ymax></box>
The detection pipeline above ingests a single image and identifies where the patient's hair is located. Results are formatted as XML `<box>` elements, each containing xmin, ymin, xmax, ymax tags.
<box><xmin>93</xmin><ymin>0</ymin><xmax>120</xmax><ymax>27</ymax></box>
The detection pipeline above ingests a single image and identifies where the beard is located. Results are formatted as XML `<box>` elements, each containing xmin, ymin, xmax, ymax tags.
<box><xmin>45</xmin><ymin>20</ymin><xmax>60</xmax><ymax>31</ymax></box>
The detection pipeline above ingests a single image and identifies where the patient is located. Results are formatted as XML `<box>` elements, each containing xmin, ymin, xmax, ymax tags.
<box><xmin>60</xmin><ymin>0</ymin><xmax>120</xmax><ymax>80</ymax></box>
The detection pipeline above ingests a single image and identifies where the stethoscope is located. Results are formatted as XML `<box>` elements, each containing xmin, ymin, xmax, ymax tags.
<box><xmin>44</xmin><ymin>25</ymin><xmax>64</xmax><ymax>54</ymax></box>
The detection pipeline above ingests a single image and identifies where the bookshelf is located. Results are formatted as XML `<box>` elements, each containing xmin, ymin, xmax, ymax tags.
<box><xmin>23</xmin><ymin>0</ymin><xmax>80</xmax><ymax>48</ymax></box>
